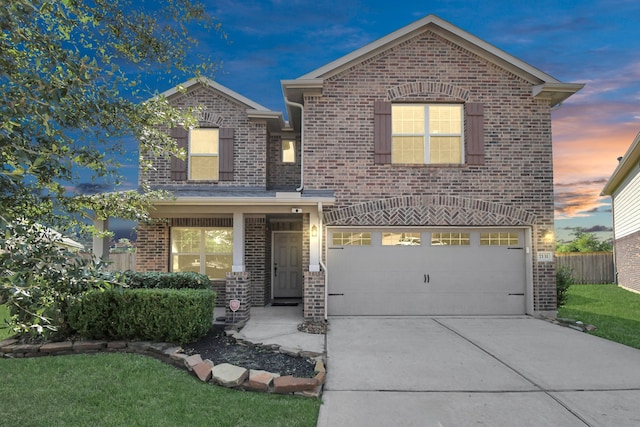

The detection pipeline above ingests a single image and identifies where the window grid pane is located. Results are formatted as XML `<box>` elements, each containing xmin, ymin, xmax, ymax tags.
<box><xmin>382</xmin><ymin>232</ymin><xmax>421</xmax><ymax>246</ymax></box>
<box><xmin>392</xmin><ymin>136</ymin><xmax>424</xmax><ymax>163</ymax></box>
<box><xmin>171</xmin><ymin>227</ymin><xmax>233</xmax><ymax>279</ymax></box>
<box><xmin>392</xmin><ymin>104</ymin><xmax>463</xmax><ymax>165</ymax></box>
<box><xmin>480</xmin><ymin>232</ymin><xmax>519</xmax><ymax>246</ymax></box>
<box><xmin>190</xmin><ymin>129</ymin><xmax>219</xmax><ymax>154</ymax></box>
<box><xmin>282</xmin><ymin>140</ymin><xmax>296</xmax><ymax>163</ymax></box>
<box><xmin>430</xmin><ymin>136</ymin><xmax>462</xmax><ymax>164</ymax></box>
<box><xmin>332</xmin><ymin>232</ymin><xmax>372</xmax><ymax>246</ymax></box>
<box><xmin>429</xmin><ymin>105</ymin><xmax>462</xmax><ymax>134</ymax></box>
<box><xmin>190</xmin><ymin>156</ymin><xmax>219</xmax><ymax>180</ymax></box>
<box><xmin>431</xmin><ymin>232</ymin><xmax>470</xmax><ymax>246</ymax></box>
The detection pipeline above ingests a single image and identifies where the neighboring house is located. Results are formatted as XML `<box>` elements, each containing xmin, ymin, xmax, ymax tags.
<box><xmin>136</xmin><ymin>15</ymin><xmax>583</xmax><ymax>323</ymax></box>
<box><xmin>602</xmin><ymin>132</ymin><xmax>640</xmax><ymax>293</ymax></box>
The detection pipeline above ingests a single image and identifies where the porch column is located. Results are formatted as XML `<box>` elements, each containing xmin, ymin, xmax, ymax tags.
<box><xmin>92</xmin><ymin>217</ymin><xmax>110</xmax><ymax>262</ymax></box>
<box><xmin>232</xmin><ymin>211</ymin><xmax>245</xmax><ymax>272</ymax></box>
<box><xmin>309</xmin><ymin>209</ymin><xmax>320</xmax><ymax>272</ymax></box>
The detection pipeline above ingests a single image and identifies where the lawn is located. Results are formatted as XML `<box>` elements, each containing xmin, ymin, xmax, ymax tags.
<box><xmin>558</xmin><ymin>284</ymin><xmax>640</xmax><ymax>350</ymax></box>
<box><xmin>0</xmin><ymin>303</ymin><xmax>320</xmax><ymax>427</ymax></box>
<box><xmin>0</xmin><ymin>353</ymin><xmax>320</xmax><ymax>427</ymax></box>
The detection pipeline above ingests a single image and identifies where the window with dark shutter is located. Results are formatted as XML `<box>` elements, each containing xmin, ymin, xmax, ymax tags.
<box><xmin>374</xmin><ymin>101</ymin><xmax>392</xmax><ymax>164</ymax></box>
<box><xmin>218</xmin><ymin>127</ymin><xmax>234</xmax><ymax>181</ymax></box>
<box><xmin>465</xmin><ymin>103</ymin><xmax>485</xmax><ymax>165</ymax></box>
<box><xmin>170</xmin><ymin>126</ymin><xmax>188</xmax><ymax>181</ymax></box>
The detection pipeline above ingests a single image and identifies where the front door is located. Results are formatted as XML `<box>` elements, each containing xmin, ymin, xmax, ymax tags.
<box><xmin>272</xmin><ymin>232</ymin><xmax>303</xmax><ymax>298</ymax></box>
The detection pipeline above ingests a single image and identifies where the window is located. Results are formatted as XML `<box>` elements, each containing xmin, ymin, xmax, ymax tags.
<box><xmin>282</xmin><ymin>140</ymin><xmax>296</xmax><ymax>163</ymax></box>
<box><xmin>480</xmin><ymin>232</ymin><xmax>519</xmax><ymax>246</ymax></box>
<box><xmin>171</xmin><ymin>227</ymin><xmax>233</xmax><ymax>279</ymax></box>
<box><xmin>189</xmin><ymin>128</ymin><xmax>219</xmax><ymax>180</ymax></box>
<box><xmin>382</xmin><ymin>232</ymin><xmax>421</xmax><ymax>246</ymax></box>
<box><xmin>431</xmin><ymin>232</ymin><xmax>470</xmax><ymax>246</ymax></box>
<box><xmin>332</xmin><ymin>232</ymin><xmax>372</xmax><ymax>246</ymax></box>
<box><xmin>392</xmin><ymin>104</ymin><xmax>463</xmax><ymax>164</ymax></box>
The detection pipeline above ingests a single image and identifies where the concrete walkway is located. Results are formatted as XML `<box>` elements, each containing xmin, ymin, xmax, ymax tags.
<box><xmin>227</xmin><ymin>305</ymin><xmax>325</xmax><ymax>355</ymax></box>
<box><xmin>318</xmin><ymin>316</ymin><xmax>640</xmax><ymax>427</ymax></box>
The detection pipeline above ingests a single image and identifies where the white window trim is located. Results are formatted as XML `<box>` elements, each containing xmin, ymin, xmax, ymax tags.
<box><xmin>392</xmin><ymin>103</ymin><xmax>464</xmax><ymax>164</ymax></box>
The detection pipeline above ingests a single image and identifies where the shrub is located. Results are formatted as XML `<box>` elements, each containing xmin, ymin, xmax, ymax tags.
<box><xmin>123</xmin><ymin>271</ymin><xmax>211</xmax><ymax>290</ymax></box>
<box><xmin>0</xmin><ymin>219</ymin><xmax>121</xmax><ymax>340</ymax></box>
<box><xmin>68</xmin><ymin>288</ymin><xmax>216</xmax><ymax>344</ymax></box>
<box><xmin>556</xmin><ymin>265</ymin><xmax>575</xmax><ymax>309</ymax></box>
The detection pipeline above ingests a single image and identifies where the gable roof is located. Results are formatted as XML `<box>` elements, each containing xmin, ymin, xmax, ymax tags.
<box><xmin>161</xmin><ymin>77</ymin><xmax>268</xmax><ymax>110</ymax></box>
<box><xmin>282</xmin><ymin>14</ymin><xmax>583</xmax><ymax>118</ymax></box>
<box><xmin>602</xmin><ymin>131</ymin><xmax>640</xmax><ymax>196</ymax></box>
<box><xmin>160</xmin><ymin>77</ymin><xmax>285</xmax><ymax>131</ymax></box>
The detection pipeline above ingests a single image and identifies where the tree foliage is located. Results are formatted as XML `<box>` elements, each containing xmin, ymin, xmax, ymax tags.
<box><xmin>0</xmin><ymin>0</ymin><xmax>221</xmax><ymax>338</ymax></box>
<box><xmin>0</xmin><ymin>218</ymin><xmax>123</xmax><ymax>340</ymax></box>
<box><xmin>556</xmin><ymin>229</ymin><xmax>613</xmax><ymax>253</ymax></box>
<box><xmin>1</xmin><ymin>0</ymin><xmax>220</xmax><ymax>228</ymax></box>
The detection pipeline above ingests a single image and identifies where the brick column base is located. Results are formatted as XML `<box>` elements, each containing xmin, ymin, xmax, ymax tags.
<box><xmin>303</xmin><ymin>271</ymin><xmax>325</xmax><ymax>320</ymax></box>
<box><xmin>225</xmin><ymin>272</ymin><xmax>251</xmax><ymax>328</ymax></box>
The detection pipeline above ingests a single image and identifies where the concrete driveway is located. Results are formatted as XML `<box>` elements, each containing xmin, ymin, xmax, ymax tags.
<box><xmin>317</xmin><ymin>316</ymin><xmax>640</xmax><ymax>427</ymax></box>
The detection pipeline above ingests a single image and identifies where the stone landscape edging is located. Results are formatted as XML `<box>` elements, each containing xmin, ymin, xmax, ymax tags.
<box><xmin>0</xmin><ymin>337</ymin><xmax>325</xmax><ymax>398</ymax></box>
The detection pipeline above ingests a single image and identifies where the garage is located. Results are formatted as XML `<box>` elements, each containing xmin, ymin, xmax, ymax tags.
<box><xmin>327</xmin><ymin>228</ymin><xmax>527</xmax><ymax>316</ymax></box>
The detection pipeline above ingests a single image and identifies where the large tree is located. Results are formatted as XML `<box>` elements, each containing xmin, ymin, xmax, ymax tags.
<box><xmin>1</xmin><ymin>0</ymin><xmax>220</xmax><ymax>230</ymax></box>
<box><xmin>1</xmin><ymin>0</ymin><xmax>220</xmax><ymax>337</ymax></box>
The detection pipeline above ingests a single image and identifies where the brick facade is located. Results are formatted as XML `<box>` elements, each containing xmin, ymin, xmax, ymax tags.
<box><xmin>225</xmin><ymin>272</ymin><xmax>251</xmax><ymax>326</ymax></box>
<box><xmin>302</xmin><ymin>30</ymin><xmax>557</xmax><ymax>312</ymax></box>
<box><xmin>615</xmin><ymin>230</ymin><xmax>640</xmax><ymax>293</ymax></box>
<box><xmin>140</xmin><ymin>84</ymin><xmax>269</xmax><ymax>189</ymax></box>
<box><xmin>134</xmin><ymin>17</ymin><xmax>578</xmax><ymax>318</ymax></box>
<box><xmin>267</xmin><ymin>134</ymin><xmax>301</xmax><ymax>190</ymax></box>
<box><xmin>303</xmin><ymin>271</ymin><xmax>325</xmax><ymax>320</ymax></box>
<box><xmin>245</xmin><ymin>216</ymin><xmax>267</xmax><ymax>306</ymax></box>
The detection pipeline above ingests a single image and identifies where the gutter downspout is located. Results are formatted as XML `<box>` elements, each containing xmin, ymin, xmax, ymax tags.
<box><xmin>284</xmin><ymin>97</ymin><xmax>304</xmax><ymax>192</ymax></box>
<box><xmin>318</xmin><ymin>202</ymin><xmax>328</xmax><ymax>321</ymax></box>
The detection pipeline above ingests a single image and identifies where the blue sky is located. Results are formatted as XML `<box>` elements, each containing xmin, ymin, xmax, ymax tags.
<box><xmin>104</xmin><ymin>0</ymin><xmax>640</xmax><ymax>242</ymax></box>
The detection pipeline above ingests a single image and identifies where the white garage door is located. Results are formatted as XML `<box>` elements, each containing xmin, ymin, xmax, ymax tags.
<box><xmin>327</xmin><ymin>228</ymin><xmax>527</xmax><ymax>316</ymax></box>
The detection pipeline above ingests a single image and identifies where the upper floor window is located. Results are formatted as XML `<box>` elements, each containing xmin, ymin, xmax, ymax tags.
<box><xmin>189</xmin><ymin>128</ymin><xmax>219</xmax><ymax>180</ymax></box>
<box><xmin>374</xmin><ymin>101</ymin><xmax>484</xmax><ymax>166</ymax></box>
<box><xmin>282</xmin><ymin>139</ymin><xmax>296</xmax><ymax>163</ymax></box>
<box><xmin>391</xmin><ymin>104</ymin><xmax>463</xmax><ymax>164</ymax></box>
<box><xmin>170</xmin><ymin>126</ymin><xmax>234</xmax><ymax>182</ymax></box>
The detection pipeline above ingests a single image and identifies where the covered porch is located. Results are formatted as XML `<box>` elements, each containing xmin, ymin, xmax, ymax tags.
<box><xmin>132</xmin><ymin>188</ymin><xmax>334</xmax><ymax>326</ymax></box>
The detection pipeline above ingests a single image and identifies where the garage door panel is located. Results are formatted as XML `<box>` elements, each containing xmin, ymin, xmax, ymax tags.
<box><xmin>328</xmin><ymin>228</ymin><xmax>527</xmax><ymax>316</ymax></box>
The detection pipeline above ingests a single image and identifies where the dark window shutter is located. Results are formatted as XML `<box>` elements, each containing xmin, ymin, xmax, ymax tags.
<box><xmin>219</xmin><ymin>127</ymin><xmax>234</xmax><ymax>181</ymax></box>
<box><xmin>465</xmin><ymin>103</ymin><xmax>485</xmax><ymax>165</ymax></box>
<box><xmin>374</xmin><ymin>101</ymin><xmax>392</xmax><ymax>164</ymax></box>
<box><xmin>170</xmin><ymin>127</ymin><xmax>188</xmax><ymax>181</ymax></box>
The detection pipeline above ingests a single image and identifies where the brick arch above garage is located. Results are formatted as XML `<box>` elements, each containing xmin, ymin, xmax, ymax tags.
<box><xmin>323</xmin><ymin>195</ymin><xmax>537</xmax><ymax>226</ymax></box>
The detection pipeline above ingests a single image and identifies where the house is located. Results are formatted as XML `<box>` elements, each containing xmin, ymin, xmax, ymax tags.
<box><xmin>135</xmin><ymin>15</ymin><xmax>583</xmax><ymax>323</ymax></box>
<box><xmin>602</xmin><ymin>132</ymin><xmax>640</xmax><ymax>293</ymax></box>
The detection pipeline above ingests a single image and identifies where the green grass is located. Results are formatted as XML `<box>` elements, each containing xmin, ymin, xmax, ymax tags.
<box><xmin>558</xmin><ymin>284</ymin><xmax>640</xmax><ymax>349</ymax></box>
<box><xmin>0</xmin><ymin>353</ymin><xmax>320</xmax><ymax>427</ymax></box>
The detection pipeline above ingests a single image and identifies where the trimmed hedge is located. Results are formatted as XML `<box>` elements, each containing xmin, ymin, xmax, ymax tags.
<box><xmin>123</xmin><ymin>271</ymin><xmax>211</xmax><ymax>290</ymax></box>
<box><xmin>68</xmin><ymin>288</ymin><xmax>216</xmax><ymax>344</ymax></box>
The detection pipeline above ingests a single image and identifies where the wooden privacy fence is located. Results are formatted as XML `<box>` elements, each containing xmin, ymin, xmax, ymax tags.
<box><xmin>555</xmin><ymin>252</ymin><xmax>615</xmax><ymax>284</ymax></box>
<box><xmin>107</xmin><ymin>252</ymin><xmax>136</xmax><ymax>272</ymax></box>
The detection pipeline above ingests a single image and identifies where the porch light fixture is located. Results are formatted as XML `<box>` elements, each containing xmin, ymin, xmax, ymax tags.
<box><xmin>541</xmin><ymin>229</ymin><xmax>554</xmax><ymax>243</ymax></box>
<box><xmin>311</xmin><ymin>225</ymin><xmax>318</xmax><ymax>237</ymax></box>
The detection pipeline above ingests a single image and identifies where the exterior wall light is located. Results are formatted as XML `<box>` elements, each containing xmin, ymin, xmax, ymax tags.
<box><xmin>311</xmin><ymin>225</ymin><xmax>318</xmax><ymax>237</ymax></box>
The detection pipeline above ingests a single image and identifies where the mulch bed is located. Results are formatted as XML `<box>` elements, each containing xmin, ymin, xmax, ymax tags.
<box><xmin>183</xmin><ymin>325</ymin><xmax>317</xmax><ymax>378</ymax></box>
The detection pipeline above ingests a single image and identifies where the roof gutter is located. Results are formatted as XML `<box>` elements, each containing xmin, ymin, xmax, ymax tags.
<box><xmin>283</xmin><ymin>97</ymin><xmax>304</xmax><ymax>192</ymax></box>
